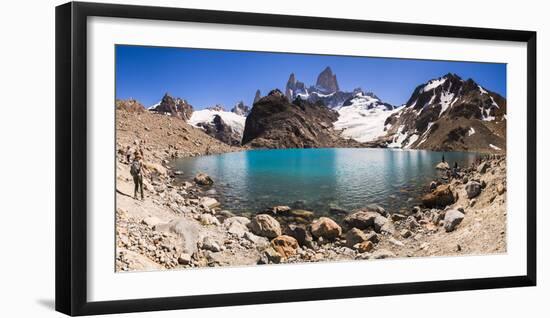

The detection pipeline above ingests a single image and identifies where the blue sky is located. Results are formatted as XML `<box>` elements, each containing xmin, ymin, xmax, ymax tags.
<box><xmin>115</xmin><ymin>45</ymin><xmax>506</xmax><ymax>109</ymax></box>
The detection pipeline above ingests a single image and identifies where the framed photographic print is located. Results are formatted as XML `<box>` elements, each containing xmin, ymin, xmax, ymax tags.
<box><xmin>55</xmin><ymin>1</ymin><xmax>537</xmax><ymax>316</ymax></box>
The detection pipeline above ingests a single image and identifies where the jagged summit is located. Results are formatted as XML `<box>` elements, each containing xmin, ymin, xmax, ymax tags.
<box><xmin>315</xmin><ymin>66</ymin><xmax>339</xmax><ymax>93</ymax></box>
<box><xmin>149</xmin><ymin>93</ymin><xmax>194</xmax><ymax>120</ymax></box>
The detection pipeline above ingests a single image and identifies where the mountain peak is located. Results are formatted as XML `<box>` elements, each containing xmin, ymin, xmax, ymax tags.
<box><xmin>316</xmin><ymin>66</ymin><xmax>339</xmax><ymax>93</ymax></box>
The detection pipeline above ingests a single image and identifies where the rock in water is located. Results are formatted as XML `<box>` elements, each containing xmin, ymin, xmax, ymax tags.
<box><xmin>199</xmin><ymin>197</ymin><xmax>220</xmax><ymax>209</ymax></box>
<box><xmin>345</xmin><ymin>228</ymin><xmax>369</xmax><ymax>247</ymax></box>
<box><xmin>270</xmin><ymin>235</ymin><xmax>299</xmax><ymax>259</ymax></box>
<box><xmin>421</xmin><ymin>185</ymin><xmax>455</xmax><ymax>208</ymax></box>
<box><xmin>194</xmin><ymin>173</ymin><xmax>214</xmax><ymax>186</ymax></box>
<box><xmin>248</xmin><ymin>214</ymin><xmax>282</xmax><ymax>239</ymax></box>
<box><xmin>365</xmin><ymin>203</ymin><xmax>387</xmax><ymax>216</ymax></box>
<box><xmin>436</xmin><ymin>161</ymin><xmax>450</xmax><ymax>170</ymax></box>
<box><xmin>465</xmin><ymin>181</ymin><xmax>482</xmax><ymax>199</ymax></box>
<box><xmin>443</xmin><ymin>209</ymin><xmax>465</xmax><ymax>232</ymax></box>
<box><xmin>311</xmin><ymin>217</ymin><xmax>342</xmax><ymax>240</ymax></box>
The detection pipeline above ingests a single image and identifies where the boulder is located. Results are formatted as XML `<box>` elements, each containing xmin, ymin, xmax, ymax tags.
<box><xmin>373</xmin><ymin>215</ymin><xmax>388</xmax><ymax>233</ymax></box>
<box><xmin>267</xmin><ymin>205</ymin><xmax>291</xmax><ymax>215</ymax></box>
<box><xmin>465</xmin><ymin>181</ymin><xmax>482</xmax><ymax>199</ymax></box>
<box><xmin>355</xmin><ymin>241</ymin><xmax>374</xmax><ymax>253</ymax></box>
<box><xmin>405</xmin><ymin>216</ymin><xmax>420</xmax><ymax>230</ymax></box>
<box><xmin>436</xmin><ymin>161</ymin><xmax>450</xmax><ymax>170</ymax></box>
<box><xmin>429</xmin><ymin>181</ymin><xmax>438</xmax><ymax>190</ymax></box>
<box><xmin>343</xmin><ymin>211</ymin><xmax>379</xmax><ymax>230</ymax></box>
<box><xmin>284</xmin><ymin>224</ymin><xmax>313</xmax><ymax>248</ymax></box>
<box><xmin>365</xmin><ymin>231</ymin><xmax>380</xmax><ymax>244</ymax></box>
<box><xmin>497</xmin><ymin>184</ymin><xmax>506</xmax><ymax>195</ymax></box>
<box><xmin>380</xmin><ymin>220</ymin><xmax>396</xmax><ymax>235</ymax></box>
<box><xmin>421</xmin><ymin>185</ymin><xmax>455</xmax><ymax>208</ymax></box>
<box><xmin>288</xmin><ymin>209</ymin><xmax>315</xmax><ymax>220</ymax></box>
<box><xmin>199</xmin><ymin>213</ymin><xmax>220</xmax><ymax>226</ymax></box>
<box><xmin>142</xmin><ymin>216</ymin><xmax>162</xmax><ymax>228</ymax></box>
<box><xmin>199</xmin><ymin>197</ymin><xmax>220</xmax><ymax>209</ymax></box>
<box><xmin>311</xmin><ymin>217</ymin><xmax>342</xmax><ymax>240</ymax></box>
<box><xmin>270</xmin><ymin>235</ymin><xmax>299</xmax><ymax>259</ymax></box>
<box><xmin>345</xmin><ymin>228</ymin><xmax>369</xmax><ymax>247</ymax></box>
<box><xmin>177</xmin><ymin>253</ymin><xmax>192</xmax><ymax>265</ymax></box>
<box><xmin>477</xmin><ymin>162</ymin><xmax>489</xmax><ymax>174</ymax></box>
<box><xmin>248</xmin><ymin>214</ymin><xmax>282</xmax><ymax>239</ymax></box>
<box><xmin>260</xmin><ymin>247</ymin><xmax>282</xmax><ymax>264</ymax></box>
<box><xmin>224</xmin><ymin>217</ymin><xmax>251</xmax><ymax>237</ymax></box>
<box><xmin>443</xmin><ymin>209</ymin><xmax>465</xmax><ymax>232</ymax></box>
<box><xmin>194</xmin><ymin>173</ymin><xmax>214</xmax><ymax>186</ymax></box>
<box><xmin>391</xmin><ymin>213</ymin><xmax>407</xmax><ymax>221</ymax></box>
<box><xmin>155</xmin><ymin>218</ymin><xmax>200</xmax><ymax>254</ymax></box>
<box><xmin>371</xmin><ymin>249</ymin><xmax>395</xmax><ymax>259</ymax></box>
<box><xmin>365</xmin><ymin>203</ymin><xmax>387</xmax><ymax>216</ymax></box>
<box><xmin>400</xmin><ymin>229</ymin><xmax>412</xmax><ymax>238</ymax></box>
<box><xmin>201</xmin><ymin>237</ymin><xmax>222</xmax><ymax>252</ymax></box>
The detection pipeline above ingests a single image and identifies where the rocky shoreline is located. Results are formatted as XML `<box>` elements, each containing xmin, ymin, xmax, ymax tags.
<box><xmin>115</xmin><ymin>110</ymin><xmax>506</xmax><ymax>272</ymax></box>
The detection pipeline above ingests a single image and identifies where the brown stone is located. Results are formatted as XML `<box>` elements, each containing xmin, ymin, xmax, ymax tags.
<box><xmin>271</xmin><ymin>235</ymin><xmax>299</xmax><ymax>259</ymax></box>
<box><xmin>421</xmin><ymin>185</ymin><xmax>455</xmax><ymax>208</ymax></box>
<box><xmin>311</xmin><ymin>217</ymin><xmax>342</xmax><ymax>240</ymax></box>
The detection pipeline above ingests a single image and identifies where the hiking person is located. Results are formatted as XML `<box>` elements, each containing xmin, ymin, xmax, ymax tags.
<box><xmin>130</xmin><ymin>152</ymin><xmax>144</xmax><ymax>200</ymax></box>
<box><xmin>125</xmin><ymin>146</ymin><xmax>132</xmax><ymax>163</ymax></box>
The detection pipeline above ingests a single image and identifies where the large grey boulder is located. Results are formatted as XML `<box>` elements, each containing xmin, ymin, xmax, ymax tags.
<box><xmin>465</xmin><ymin>181</ymin><xmax>482</xmax><ymax>199</ymax></box>
<box><xmin>443</xmin><ymin>209</ymin><xmax>465</xmax><ymax>232</ymax></box>
<box><xmin>343</xmin><ymin>211</ymin><xmax>379</xmax><ymax>230</ymax></box>
<box><xmin>155</xmin><ymin>218</ymin><xmax>201</xmax><ymax>254</ymax></box>
<box><xmin>248</xmin><ymin>214</ymin><xmax>282</xmax><ymax>239</ymax></box>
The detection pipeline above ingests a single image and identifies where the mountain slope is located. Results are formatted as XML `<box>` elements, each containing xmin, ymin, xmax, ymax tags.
<box><xmin>380</xmin><ymin>73</ymin><xmax>506</xmax><ymax>152</ymax></box>
<box><xmin>333</xmin><ymin>92</ymin><xmax>398</xmax><ymax>143</ymax></box>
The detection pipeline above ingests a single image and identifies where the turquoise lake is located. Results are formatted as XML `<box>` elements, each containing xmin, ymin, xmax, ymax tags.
<box><xmin>173</xmin><ymin>148</ymin><xmax>478</xmax><ymax>216</ymax></box>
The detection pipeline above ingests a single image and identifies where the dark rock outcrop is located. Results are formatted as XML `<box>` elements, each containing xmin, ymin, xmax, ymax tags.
<box><xmin>150</xmin><ymin>93</ymin><xmax>194</xmax><ymax>120</ymax></box>
<box><xmin>253</xmin><ymin>89</ymin><xmax>262</xmax><ymax>104</ymax></box>
<box><xmin>241</xmin><ymin>90</ymin><xmax>362</xmax><ymax>148</ymax></box>
<box><xmin>315</xmin><ymin>66</ymin><xmax>339</xmax><ymax>93</ymax></box>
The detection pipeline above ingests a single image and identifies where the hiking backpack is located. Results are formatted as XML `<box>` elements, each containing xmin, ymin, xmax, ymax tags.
<box><xmin>130</xmin><ymin>160</ymin><xmax>141</xmax><ymax>177</ymax></box>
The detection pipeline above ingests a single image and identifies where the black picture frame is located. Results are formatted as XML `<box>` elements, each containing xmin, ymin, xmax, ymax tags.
<box><xmin>55</xmin><ymin>1</ymin><xmax>537</xmax><ymax>316</ymax></box>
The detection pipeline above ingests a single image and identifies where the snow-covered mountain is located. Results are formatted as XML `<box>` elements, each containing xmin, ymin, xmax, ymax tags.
<box><xmin>333</xmin><ymin>92</ymin><xmax>398</xmax><ymax>143</ymax></box>
<box><xmin>188</xmin><ymin>107</ymin><xmax>247</xmax><ymax>146</ymax></box>
<box><xmin>380</xmin><ymin>73</ymin><xmax>506</xmax><ymax>152</ymax></box>
<box><xmin>285</xmin><ymin>67</ymin><xmax>360</xmax><ymax>108</ymax></box>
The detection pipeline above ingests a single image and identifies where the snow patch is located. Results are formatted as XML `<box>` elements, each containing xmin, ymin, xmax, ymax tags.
<box><xmin>489</xmin><ymin>144</ymin><xmax>501</xmax><ymax>151</ymax></box>
<box><xmin>468</xmin><ymin>127</ymin><xmax>476</xmax><ymax>136</ymax></box>
<box><xmin>189</xmin><ymin>109</ymin><xmax>246</xmax><ymax>136</ymax></box>
<box><xmin>422</xmin><ymin>77</ymin><xmax>446</xmax><ymax>93</ymax></box>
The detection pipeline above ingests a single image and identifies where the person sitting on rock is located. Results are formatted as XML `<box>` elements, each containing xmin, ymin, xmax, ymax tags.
<box><xmin>441</xmin><ymin>154</ymin><xmax>445</xmax><ymax>163</ymax></box>
<box><xmin>130</xmin><ymin>152</ymin><xmax>144</xmax><ymax>200</ymax></box>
